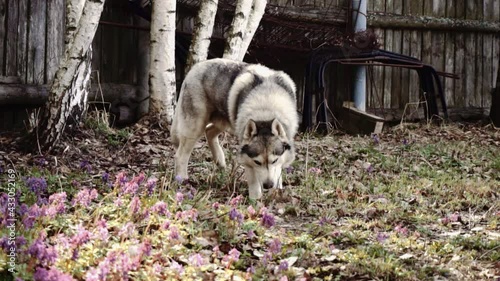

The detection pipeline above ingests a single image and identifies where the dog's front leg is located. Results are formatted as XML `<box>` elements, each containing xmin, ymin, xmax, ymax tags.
<box><xmin>245</xmin><ymin>168</ymin><xmax>262</xmax><ymax>199</ymax></box>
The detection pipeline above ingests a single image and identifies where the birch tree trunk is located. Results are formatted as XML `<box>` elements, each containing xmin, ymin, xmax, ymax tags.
<box><xmin>185</xmin><ymin>0</ymin><xmax>218</xmax><ymax>73</ymax></box>
<box><xmin>149</xmin><ymin>0</ymin><xmax>176</xmax><ymax>124</ymax></box>
<box><xmin>237</xmin><ymin>0</ymin><xmax>267</xmax><ymax>61</ymax></box>
<box><xmin>31</xmin><ymin>0</ymin><xmax>105</xmax><ymax>152</ymax></box>
<box><xmin>223</xmin><ymin>0</ymin><xmax>252</xmax><ymax>60</ymax></box>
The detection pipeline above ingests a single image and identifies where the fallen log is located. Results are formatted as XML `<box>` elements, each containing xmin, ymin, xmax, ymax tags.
<box><xmin>0</xmin><ymin>83</ymin><xmax>138</xmax><ymax>106</ymax></box>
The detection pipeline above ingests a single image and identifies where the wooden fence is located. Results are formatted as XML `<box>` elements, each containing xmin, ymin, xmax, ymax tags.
<box><xmin>367</xmin><ymin>0</ymin><xmax>500</xmax><ymax>117</ymax></box>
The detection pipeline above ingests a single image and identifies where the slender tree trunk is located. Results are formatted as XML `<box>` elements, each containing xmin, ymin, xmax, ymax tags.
<box><xmin>237</xmin><ymin>0</ymin><xmax>267</xmax><ymax>61</ymax></box>
<box><xmin>149</xmin><ymin>0</ymin><xmax>176</xmax><ymax>124</ymax></box>
<box><xmin>185</xmin><ymin>0</ymin><xmax>218</xmax><ymax>73</ymax></box>
<box><xmin>136</xmin><ymin>15</ymin><xmax>150</xmax><ymax>118</ymax></box>
<box><xmin>31</xmin><ymin>0</ymin><xmax>105</xmax><ymax>152</ymax></box>
<box><xmin>223</xmin><ymin>0</ymin><xmax>252</xmax><ymax>60</ymax></box>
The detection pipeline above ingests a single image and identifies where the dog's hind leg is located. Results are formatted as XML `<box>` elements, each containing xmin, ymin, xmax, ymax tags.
<box><xmin>174</xmin><ymin>118</ymin><xmax>206</xmax><ymax>180</ymax></box>
<box><xmin>206</xmin><ymin>124</ymin><xmax>226</xmax><ymax>169</ymax></box>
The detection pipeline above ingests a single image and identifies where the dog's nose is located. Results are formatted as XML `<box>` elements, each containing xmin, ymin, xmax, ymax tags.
<box><xmin>263</xmin><ymin>180</ymin><xmax>274</xmax><ymax>190</ymax></box>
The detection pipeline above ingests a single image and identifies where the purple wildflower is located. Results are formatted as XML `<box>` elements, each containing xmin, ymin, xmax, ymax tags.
<box><xmin>146</xmin><ymin>178</ymin><xmax>157</xmax><ymax>195</ymax></box>
<box><xmin>102</xmin><ymin>172</ymin><xmax>110</xmax><ymax>183</ymax></box>
<box><xmin>402</xmin><ymin>139</ymin><xmax>409</xmax><ymax>145</ymax></box>
<box><xmin>45</xmin><ymin>192</ymin><xmax>67</xmax><ymax>218</ymax></box>
<box><xmin>115</xmin><ymin>172</ymin><xmax>128</xmax><ymax>187</ymax></box>
<box><xmin>175</xmin><ymin>192</ymin><xmax>184</xmax><ymax>203</ymax></box>
<box><xmin>230</xmin><ymin>195</ymin><xmax>243</xmax><ymax>207</ymax></box>
<box><xmin>229</xmin><ymin>208</ymin><xmax>243</xmax><ymax>224</ymax></box>
<box><xmin>372</xmin><ymin>134</ymin><xmax>380</xmax><ymax>144</ymax></box>
<box><xmin>247</xmin><ymin>229</ymin><xmax>255</xmax><ymax>239</ymax></box>
<box><xmin>80</xmin><ymin>160</ymin><xmax>92</xmax><ymax>173</ymax></box>
<box><xmin>395</xmin><ymin>224</ymin><xmax>409</xmax><ymax>236</ymax></box>
<box><xmin>260</xmin><ymin>212</ymin><xmax>276</xmax><ymax>228</ymax></box>
<box><xmin>247</xmin><ymin>205</ymin><xmax>256</xmax><ymax>217</ymax></box>
<box><xmin>169</xmin><ymin>225</ymin><xmax>180</xmax><ymax>240</ymax></box>
<box><xmin>366</xmin><ymin>164</ymin><xmax>374</xmax><ymax>173</ymax></box>
<box><xmin>96</xmin><ymin>219</ymin><xmax>109</xmax><ymax>242</ymax></box>
<box><xmin>268</xmin><ymin>238</ymin><xmax>282</xmax><ymax>255</ymax></box>
<box><xmin>34</xmin><ymin>157</ymin><xmax>48</xmax><ymax>167</ymax></box>
<box><xmin>278</xmin><ymin>260</ymin><xmax>289</xmax><ymax>271</ymax></box>
<box><xmin>189</xmin><ymin>253</ymin><xmax>206</xmax><ymax>267</ymax></box>
<box><xmin>129</xmin><ymin>196</ymin><xmax>141</xmax><ymax>214</ymax></box>
<box><xmin>71</xmin><ymin>224</ymin><xmax>92</xmax><ymax>246</ymax></box>
<box><xmin>28</xmin><ymin>238</ymin><xmax>57</xmax><ymax>266</ymax></box>
<box><xmin>23</xmin><ymin>204</ymin><xmax>43</xmax><ymax>229</ymax></box>
<box><xmin>285</xmin><ymin>166</ymin><xmax>294</xmax><ymax>174</ymax></box>
<box><xmin>151</xmin><ymin>201</ymin><xmax>170</xmax><ymax>217</ymax></box>
<box><xmin>376</xmin><ymin>232</ymin><xmax>389</xmax><ymax>243</ymax></box>
<box><xmin>33</xmin><ymin>267</ymin><xmax>75</xmax><ymax>281</ymax></box>
<box><xmin>121</xmin><ymin>181</ymin><xmax>139</xmax><ymax>195</ymax></box>
<box><xmin>212</xmin><ymin>202</ymin><xmax>220</xmax><ymax>210</ymax></box>
<box><xmin>26</xmin><ymin>177</ymin><xmax>47</xmax><ymax>194</ymax></box>
<box><xmin>114</xmin><ymin>197</ymin><xmax>124</xmax><ymax>207</ymax></box>
<box><xmin>308</xmin><ymin>167</ymin><xmax>322</xmax><ymax>175</ymax></box>
<box><xmin>319</xmin><ymin>217</ymin><xmax>333</xmax><ymax>226</ymax></box>
<box><xmin>174</xmin><ymin>175</ymin><xmax>185</xmax><ymax>184</ymax></box>
<box><xmin>132</xmin><ymin>173</ymin><xmax>146</xmax><ymax>185</ymax></box>
<box><xmin>140</xmin><ymin>239</ymin><xmax>152</xmax><ymax>256</ymax></box>
<box><xmin>118</xmin><ymin>222</ymin><xmax>136</xmax><ymax>239</ymax></box>
<box><xmin>72</xmin><ymin>188</ymin><xmax>98</xmax><ymax>207</ymax></box>
<box><xmin>247</xmin><ymin>265</ymin><xmax>256</xmax><ymax>274</ymax></box>
<box><xmin>170</xmin><ymin>260</ymin><xmax>184</xmax><ymax>275</ymax></box>
<box><xmin>222</xmin><ymin>248</ymin><xmax>241</xmax><ymax>267</ymax></box>
<box><xmin>26</xmin><ymin>177</ymin><xmax>48</xmax><ymax>203</ymax></box>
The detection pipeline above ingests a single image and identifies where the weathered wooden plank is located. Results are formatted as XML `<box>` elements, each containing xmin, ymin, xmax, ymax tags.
<box><xmin>390</xmin><ymin>0</ymin><xmax>403</xmax><ymax>109</ymax></box>
<box><xmin>455</xmin><ymin>0</ymin><xmax>466</xmax><ymax>19</ymax></box>
<box><xmin>474</xmin><ymin>34</ymin><xmax>483</xmax><ymax>108</ymax></box>
<box><xmin>493</xmin><ymin>37</ymin><xmax>499</xmax><ymax>100</ymax></box>
<box><xmin>443</xmin><ymin>32</ymin><xmax>455</xmax><ymax>107</ymax></box>
<box><xmin>421</xmin><ymin>0</ymin><xmax>434</xmax><ymax>110</ymax></box>
<box><xmin>17</xmin><ymin>0</ymin><xmax>28</xmax><ymax>83</ymax></box>
<box><xmin>454</xmin><ymin>32</ymin><xmax>465</xmax><ymax>107</ymax></box>
<box><xmin>46</xmin><ymin>0</ymin><xmax>65</xmax><ymax>83</ymax></box>
<box><xmin>400</xmin><ymin>29</ymin><xmax>411</xmax><ymax>107</ymax></box>
<box><xmin>483</xmin><ymin>0</ymin><xmax>495</xmax><ymax>21</ymax></box>
<box><xmin>464</xmin><ymin>33</ymin><xmax>476</xmax><ymax>107</ymax></box>
<box><xmin>383</xmin><ymin>29</ymin><xmax>393</xmax><ymax>109</ymax></box>
<box><xmin>5</xmin><ymin>0</ymin><xmax>19</xmax><ymax>76</ymax></box>
<box><xmin>443</xmin><ymin>0</ymin><xmax>455</xmax><ymax>107</ymax></box>
<box><xmin>446</xmin><ymin>0</ymin><xmax>455</xmax><ymax>18</ymax></box>
<box><xmin>494</xmin><ymin>0</ymin><xmax>500</xmax><ymax>22</ymax></box>
<box><xmin>27</xmin><ymin>0</ymin><xmax>47</xmax><ymax>84</ymax></box>
<box><xmin>466</xmin><ymin>0</ymin><xmax>478</xmax><ymax>19</ymax></box>
<box><xmin>0</xmin><ymin>0</ymin><xmax>6</xmax><ymax>75</ymax></box>
<box><xmin>409</xmin><ymin>0</ymin><xmax>423</xmax><ymax>15</ymax></box>
<box><xmin>371</xmin><ymin>28</ymin><xmax>385</xmax><ymax>109</ymax></box>
<box><xmin>432</xmin><ymin>1</ymin><xmax>446</xmax><ymax>112</ymax></box>
<box><xmin>482</xmin><ymin>34</ymin><xmax>493</xmax><ymax>108</ymax></box>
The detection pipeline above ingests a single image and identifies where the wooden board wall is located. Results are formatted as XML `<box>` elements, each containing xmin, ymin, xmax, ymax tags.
<box><xmin>367</xmin><ymin>0</ymin><xmax>500</xmax><ymax>114</ymax></box>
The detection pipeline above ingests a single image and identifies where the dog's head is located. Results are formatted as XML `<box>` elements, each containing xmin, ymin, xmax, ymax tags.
<box><xmin>239</xmin><ymin>119</ymin><xmax>295</xmax><ymax>192</ymax></box>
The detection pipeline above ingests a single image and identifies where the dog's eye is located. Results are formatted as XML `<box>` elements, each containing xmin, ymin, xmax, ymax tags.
<box><xmin>271</xmin><ymin>159</ymin><xmax>278</xmax><ymax>164</ymax></box>
<box><xmin>254</xmin><ymin>160</ymin><xmax>262</xmax><ymax>166</ymax></box>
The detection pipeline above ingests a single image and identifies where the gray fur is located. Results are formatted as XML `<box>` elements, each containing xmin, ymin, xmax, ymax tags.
<box><xmin>171</xmin><ymin>58</ymin><xmax>299</xmax><ymax>199</ymax></box>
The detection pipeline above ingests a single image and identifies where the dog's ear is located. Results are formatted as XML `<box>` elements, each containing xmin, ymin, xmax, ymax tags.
<box><xmin>244</xmin><ymin>119</ymin><xmax>258</xmax><ymax>139</ymax></box>
<box><xmin>271</xmin><ymin>119</ymin><xmax>287</xmax><ymax>137</ymax></box>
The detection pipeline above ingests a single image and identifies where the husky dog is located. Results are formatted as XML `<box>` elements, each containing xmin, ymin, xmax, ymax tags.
<box><xmin>171</xmin><ymin>58</ymin><xmax>299</xmax><ymax>199</ymax></box>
